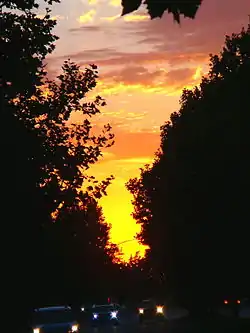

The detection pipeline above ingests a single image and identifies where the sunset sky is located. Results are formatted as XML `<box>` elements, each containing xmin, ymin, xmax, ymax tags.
<box><xmin>43</xmin><ymin>0</ymin><xmax>249</xmax><ymax>260</ymax></box>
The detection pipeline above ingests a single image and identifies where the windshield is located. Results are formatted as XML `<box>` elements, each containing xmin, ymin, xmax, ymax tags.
<box><xmin>34</xmin><ymin>309</ymin><xmax>75</xmax><ymax>325</ymax></box>
<box><xmin>141</xmin><ymin>300</ymin><xmax>155</xmax><ymax>307</ymax></box>
<box><xmin>93</xmin><ymin>305</ymin><xmax>115</xmax><ymax>312</ymax></box>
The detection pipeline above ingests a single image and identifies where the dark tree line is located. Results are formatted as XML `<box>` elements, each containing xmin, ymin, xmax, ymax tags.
<box><xmin>127</xmin><ymin>22</ymin><xmax>250</xmax><ymax>313</ymax></box>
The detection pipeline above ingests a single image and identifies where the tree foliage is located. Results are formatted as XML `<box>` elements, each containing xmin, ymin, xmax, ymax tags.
<box><xmin>39</xmin><ymin>199</ymin><xmax>117</xmax><ymax>305</ymax></box>
<box><xmin>13</xmin><ymin>60</ymin><xmax>114</xmax><ymax>220</ymax></box>
<box><xmin>121</xmin><ymin>0</ymin><xmax>203</xmax><ymax>23</ymax></box>
<box><xmin>127</xmin><ymin>22</ymin><xmax>250</xmax><ymax>309</ymax></box>
<box><xmin>2</xmin><ymin>0</ymin><xmax>116</xmax><ymax>325</ymax></box>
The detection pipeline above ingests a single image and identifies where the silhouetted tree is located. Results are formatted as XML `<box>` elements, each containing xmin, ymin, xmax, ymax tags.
<box><xmin>2</xmin><ymin>1</ymin><xmax>60</xmax><ymax>328</ymax></box>
<box><xmin>2</xmin><ymin>0</ymin><xmax>114</xmax><ymax>329</ymax></box>
<box><xmin>39</xmin><ymin>199</ymin><xmax>118</xmax><ymax>306</ymax></box>
<box><xmin>121</xmin><ymin>0</ymin><xmax>203</xmax><ymax>23</ymax></box>
<box><xmin>127</xmin><ymin>22</ymin><xmax>250</xmax><ymax>314</ymax></box>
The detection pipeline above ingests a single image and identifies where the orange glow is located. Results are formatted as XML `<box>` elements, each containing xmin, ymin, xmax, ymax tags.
<box><xmin>224</xmin><ymin>300</ymin><xmax>228</xmax><ymax>304</ymax></box>
<box><xmin>237</xmin><ymin>300</ymin><xmax>241</xmax><ymax>304</ymax></box>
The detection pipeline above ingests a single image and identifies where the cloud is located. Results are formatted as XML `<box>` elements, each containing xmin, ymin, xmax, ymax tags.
<box><xmin>65</xmin><ymin>47</ymin><xmax>121</xmax><ymax>61</ymax></box>
<box><xmin>69</xmin><ymin>25</ymin><xmax>101</xmax><ymax>33</ymax></box>
<box><xmin>95</xmin><ymin>108</ymin><xmax>148</xmax><ymax>131</ymax></box>
<box><xmin>101</xmin><ymin>13</ymin><xmax>148</xmax><ymax>22</ymax></box>
<box><xmin>78</xmin><ymin>9</ymin><xmax>96</xmax><ymax>24</ymax></box>
<box><xmin>89</xmin><ymin>64</ymin><xmax>205</xmax><ymax>98</ymax></box>
<box><xmin>76</xmin><ymin>50</ymin><xmax>209</xmax><ymax>68</ymax></box>
<box><xmin>102</xmin><ymin>65</ymin><xmax>163</xmax><ymax>85</ymax></box>
<box><xmin>123</xmin><ymin>0</ymin><xmax>250</xmax><ymax>56</ymax></box>
<box><xmin>101</xmin><ymin>14</ymin><xmax>120</xmax><ymax>22</ymax></box>
<box><xmin>164</xmin><ymin>67</ymin><xmax>195</xmax><ymax>86</ymax></box>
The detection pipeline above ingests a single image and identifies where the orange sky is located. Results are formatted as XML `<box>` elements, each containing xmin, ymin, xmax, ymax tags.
<box><xmin>44</xmin><ymin>0</ymin><xmax>249</xmax><ymax>261</ymax></box>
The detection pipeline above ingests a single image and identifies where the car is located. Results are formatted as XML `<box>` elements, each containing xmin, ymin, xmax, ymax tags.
<box><xmin>223</xmin><ymin>297</ymin><xmax>250</xmax><ymax>316</ymax></box>
<box><xmin>32</xmin><ymin>305</ymin><xmax>80</xmax><ymax>333</ymax></box>
<box><xmin>91</xmin><ymin>303</ymin><xmax>120</xmax><ymax>326</ymax></box>
<box><xmin>138</xmin><ymin>299</ymin><xmax>165</xmax><ymax>323</ymax></box>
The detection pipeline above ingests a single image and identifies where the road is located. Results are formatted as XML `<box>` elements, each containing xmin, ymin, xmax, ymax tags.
<box><xmin>81</xmin><ymin>317</ymin><xmax>250</xmax><ymax>333</ymax></box>
<box><xmin>25</xmin><ymin>305</ymin><xmax>250</xmax><ymax>333</ymax></box>
<box><xmin>80</xmin><ymin>306</ymin><xmax>188</xmax><ymax>333</ymax></box>
<box><xmin>80</xmin><ymin>305</ymin><xmax>250</xmax><ymax>333</ymax></box>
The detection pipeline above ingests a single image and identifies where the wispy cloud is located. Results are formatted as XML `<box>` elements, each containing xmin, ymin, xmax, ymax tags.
<box><xmin>100</xmin><ymin>13</ymin><xmax>148</xmax><ymax>22</ymax></box>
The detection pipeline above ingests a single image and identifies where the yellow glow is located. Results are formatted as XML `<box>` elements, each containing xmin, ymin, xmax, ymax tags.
<box><xmin>139</xmin><ymin>308</ymin><xmax>144</xmax><ymax>314</ymax></box>
<box><xmin>89</xmin><ymin>155</ymin><xmax>153</xmax><ymax>261</ymax></box>
<box><xmin>192</xmin><ymin>66</ymin><xmax>202</xmax><ymax>80</ymax></box>
<box><xmin>123</xmin><ymin>14</ymin><xmax>148</xmax><ymax>22</ymax></box>
<box><xmin>101</xmin><ymin>14</ymin><xmax>120</xmax><ymax>22</ymax></box>
<box><xmin>101</xmin><ymin>13</ymin><xmax>148</xmax><ymax>22</ymax></box>
<box><xmin>99</xmin><ymin>176</ymin><xmax>148</xmax><ymax>261</ymax></box>
<box><xmin>78</xmin><ymin>10</ymin><xmax>96</xmax><ymax>24</ymax></box>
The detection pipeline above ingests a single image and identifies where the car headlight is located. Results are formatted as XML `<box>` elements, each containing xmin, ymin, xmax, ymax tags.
<box><xmin>139</xmin><ymin>308</ymin><xmax>144</xmax><ymax>314</ymax></box>
<box><xmin>71</xmin><ymin>324</ymin><xmax>78</xmax><ymax>332</ymax></box>
<box><xmin>93</xmin><ymin>313</ymin><xmax>98</xmax><ymax>319</ymax></box>
<box><xmin>81</xmin><ymin>307</ymin><xmax>85</xmax><ymax>312</ymax></box>
<box><xmin>33</xmin><ymin>329</ymin><xmax>40</xmax><ymax>333</ymax></box>
<box><xmin>111</xmin><ymin>311</ymin><xmax>118</xmax><ymax>318</ymax></box>
<box><xmin>156</xmin><ymin>306</ymin><xmax>164</xmax><ymax>314</ymax></box>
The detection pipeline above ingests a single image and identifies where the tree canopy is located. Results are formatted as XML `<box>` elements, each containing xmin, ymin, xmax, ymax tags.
<box><xmin>121</xmin><ymin>0</ymin><xmax>203</xmax><ymax>23</ymax></box>
<box><xmin>127</xmin><ymin>22</ymin><xmax>250</xmax><ymax>311</ymax></box>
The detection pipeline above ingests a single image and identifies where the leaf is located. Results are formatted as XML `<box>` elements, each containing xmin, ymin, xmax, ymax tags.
<box><xmin>121</xmin><ymin>0</ymin><xmax>142</xmax><ymax>16</ymax></box>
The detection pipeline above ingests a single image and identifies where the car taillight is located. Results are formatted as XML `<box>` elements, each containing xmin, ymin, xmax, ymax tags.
<box><xmin>224</xmin><ymin>300</ymin><xmax>228</xmax><ymax>304</ymax></box>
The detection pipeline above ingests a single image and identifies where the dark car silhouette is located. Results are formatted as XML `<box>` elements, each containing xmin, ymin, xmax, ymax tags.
<box><xmin>91</xmin><ymin>303</ymin><xmax>120</xmax><ymax>325</ymax></box>
<box><xmin>138</xmin><ymin>299</ymin><xmax>165</xmax><ymax>323</ymax></box>
<box><xmin>32</xmin><ymin>306</ymin><xmax>80</xmax><ymax>333</ymax></box>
